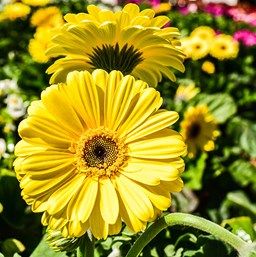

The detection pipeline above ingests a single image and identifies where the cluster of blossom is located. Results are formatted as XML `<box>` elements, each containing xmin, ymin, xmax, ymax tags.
<box><xmin>0</xmin><ymin>79</ymin><xmax>27</xmax><ymax>159</ymax></box>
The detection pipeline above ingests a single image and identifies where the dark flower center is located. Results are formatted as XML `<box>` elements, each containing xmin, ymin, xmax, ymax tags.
<box><xmin>188</xmin><ymin>122</ymin><xmax>201</xmax><ymax>139</ymax></box>
<box><xmin>83</xmin><ymin>136</ymin><xmax>118</xmax><ymax>167</ymax></box>
<box><xmin>88</xmin><ymin>43</ymin><xmax>144</xmax><ymax>75</ymax></box>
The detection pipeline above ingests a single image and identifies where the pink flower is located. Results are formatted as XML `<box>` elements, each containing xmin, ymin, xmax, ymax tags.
<box><xmin>204</xmin><ymin>3</ymin><xmax>228</xmax><ymax>16</ymax></box>
<box><xmin>233</xmin><ymin>30</ymin><xmax>256</xmax><ymax>46</ymax></box>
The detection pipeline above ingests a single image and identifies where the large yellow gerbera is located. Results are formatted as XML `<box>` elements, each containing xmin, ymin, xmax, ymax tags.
<box><xmin>0</xmin><ymin>3</ymin><xmax>30</xmax><ymax>21</ymax></box>
<box><xmin>30</xmin><ymin>6</ymin><xmax>64</xmax><ymax>28</ymax></box>
<box><xmin>210</xmin><ymin>34</ymin><xmax>239</xmax><ymax>60</ymax></box>
<box><xmin>14</xmin><ymin>70</ymin><xmax>186</xmax><ymax>239</ymax></box>
<box><xmin>46</xmin><ymin>4</ymin><xmax>185</xmax><ymax>87</ymax></box>
<box><xmin>180</xmin><ymin>105</ymin><xmax>219</xmax><ymax>158</ymax></box>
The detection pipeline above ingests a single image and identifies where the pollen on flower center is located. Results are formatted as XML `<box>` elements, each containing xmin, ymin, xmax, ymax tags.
<box><xmin>88</xmin><ymin>43</ymin><xmax>144</xmax><ymax>75</ymax></box>
<box><xmin>75</xmin><ymin>128</ymin><xmax>128</xmax><ymax>177</ymax></box>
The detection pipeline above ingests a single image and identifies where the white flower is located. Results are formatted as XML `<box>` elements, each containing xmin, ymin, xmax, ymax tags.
<box><xmin>100</xmin><ymin>0</ymin><xmax>118</xmax><ymax>6</ymax></box>
<box><xmin>0</xmin><ymin>79</ymin><xmax>18</xmax><ymax>95</ymax></box>
<box><xmin>5</xmin><ymin>94</ymin><xmax>26</xmax><ymax>119</ymax></box>
<box><xmin>107</xmin><ymin>248</ymin><xmax>121</xmax><ymax>257</ymax></box>
<box><xmin>0</xmin><ymin>138</ymin><xmax>6</xmax><ymax>158</ymax></box>
<box><xmin>202</xmin><ymin>0</ymin><xmax>238</xmax><ymax>6</ymax></box>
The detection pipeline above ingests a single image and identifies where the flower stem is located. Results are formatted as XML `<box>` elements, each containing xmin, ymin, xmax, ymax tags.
<box><xmin>77</xmin><ymin>231</ymin><xmax>95</xmax><ymax>257</ymax></box>
<box><xmin>125</xmin><ymin>212</ymin><xmax>250</xmax><ymax>257</ymax></box>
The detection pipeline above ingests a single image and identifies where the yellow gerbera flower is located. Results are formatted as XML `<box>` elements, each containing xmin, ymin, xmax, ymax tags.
<box><xmin>28</xmin><ymin>28</ymin><xmax>55</xmax><ymax>63</ymax></box>
<box><xmin>0</xmin><ymin>3</ymin><xmax>30</xmax><ymax>21</ymax></box>
<box><xmin>46</xmin><ymin>4</ymin><xmax>185</xmax><ymax>87</ymax></box>
<box><xmin>201</xmin><ymin>60</ymin><xmax>215</xmax><ymax>74</ymax></box>
<box><xmin>14</xmin><ymin>70</ymin><xmax>186</xmax><ymax>239</ymax></box>
<box><xmin>180</xmin><ymin>36</ymin><xmax>209</xmax><ymax>60</ymax></box>
<box><xmin>180</xmin><ymin>105</ymin><xmax>219</xmax><ymax>158</ymax></box>
<box><xmin>22</xmin><ymin>0</ymin><xmax>50</xmax><ymax>6</ymax></box>
<box><xmin>191</xmin><ymin>26</ymin><xmax>215</xmax><ymax>42</ymax></box>
<box><xmin>30</xmin><ymin>6</ymin><xmax>64</xmax><ymax>28</ymax></box>
<box><xmin>175</xmin><ymin>82</ymin><xmax>200</xmax><ymax>102</ymax></box>
<box><xmin>210</xmin><ymin>34</ymin><xmax>239</xmax><ymax>60</ymax></box>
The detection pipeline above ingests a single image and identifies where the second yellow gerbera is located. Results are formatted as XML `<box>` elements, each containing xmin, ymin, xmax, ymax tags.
<box><xmin>180</xmin><ymin>105</ymin><xmax>219</xmax><ymax>158</ymax></box>
<box><xmin>46</xmin><ymin>3</ymin><xmax>185</xmax><ymax>87</ymax></box>
<box><xmin>14</xmin><ymin>70</ymin><xmax>186</xmax><ymax>239</ymax></box>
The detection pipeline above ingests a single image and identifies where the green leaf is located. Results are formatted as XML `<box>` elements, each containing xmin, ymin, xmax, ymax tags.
<box><xmin>30</xmin><ymin>236</ymin><xmax>68</xmax><ymax>257</ymax></box>
<box><xmin>227</xmin><ymin>117</ymin><xmax>256</xmax><ymax>157</ymax></box>
<box><xmin>182</xmin><ymin>153</ymin><xmax>207</xmax><ymax>190</ymax></box>
<box><xmin>228</xmin><ymin>160</ymin><xmax>256</xmax><ymax>187</ymax></box>
<box><xmin>222</xmin><ymin>216</ymin><xmax>256</xmax><ymax>241</ymax></box>
<box><xmin>195</xmin><ymin>93</ymin><xmax>236</xmax><ymax>123</ymax></box>
<box><xmin>220</xmin><ymin>191</ymin><xmax>256</xmax><ymax>219</ymax></box>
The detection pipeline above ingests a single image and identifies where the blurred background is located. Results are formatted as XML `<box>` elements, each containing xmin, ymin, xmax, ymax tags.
<box><xmin>0</xmin><ymin>0</ymin><xmax>255</xmax><ymax>256</ymax></box>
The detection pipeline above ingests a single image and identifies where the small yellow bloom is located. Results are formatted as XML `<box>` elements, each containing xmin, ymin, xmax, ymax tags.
<box><xmin>180</xmin><ymin>105</ymin><xmax>220</xmax><ymax>158</ymax></box>
<box><xmin>28</xmin><ymin>28</ymin><xmax>55</xmax><ymax>63</ymax></box>
<box><xmin>22</xmin><ymin>0</ymin><xmax>50</xmax><ymax>6</ymax></box>
<box><xmin>46</xmin><ymin>3</ymin><xmax>185</xmax><ymax>87</ymax></box>
<box><xmin>201</xmin><ymin>61</ymin><xmax>215</xmax><ymax>74</ymax></box>
<box><xmin>153</xmin><ymin>3</ymin><xmax>172</xmax><ymax>14</ymax></box>
<box><xmin>0</xmin><ymin>3</ymin><xmax>30</xmax><ymax>21</ymax></box>
<box><xmin>181</xmin><ymin>36</ymin><xmax>209</xmax><ymax>60</ymax></box>
<box><xmin>210</xmin><ymin>34</ymin><xmax>239</xmax><ymax>60</ymax></box>
<box><xmin>191</xmin><ymin>26</ymin><xmax>215</xmax><ymax>42</ymax></box>
<box><xmin>175</xmin><ymin>82</ymin><xmax>200</xmax><ymax>102</ymax></box>
<box><xmin>30</xmin><ymin>6</ymin><xmax>63</xmax><ymax>28</ymax></box>
<box><xmin>14</xmin><ymin>70</ymin><xmax>186</xmax><ymax>239</ymax></box>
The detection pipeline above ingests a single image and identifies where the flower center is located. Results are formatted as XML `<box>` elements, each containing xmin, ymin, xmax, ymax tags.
<box><xmin>88</xmin><ymin>43</ymin><xmax>144</xmax><ymax>75</ymax></box>
<box><xmin>75</xmin><ymin>128</ymin><xmax>127</xmax><ymax>178</ymax></box>
<box><xmin>188</xmin><ymin>122</ymin><xmax>201</xmax><ymax>139</ymax></box>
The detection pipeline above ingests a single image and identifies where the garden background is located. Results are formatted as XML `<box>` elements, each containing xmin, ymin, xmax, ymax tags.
<box><xmin>0</xmin><ymin>0</ymin><xmax>256</xmax><ymax>256</ymax></box>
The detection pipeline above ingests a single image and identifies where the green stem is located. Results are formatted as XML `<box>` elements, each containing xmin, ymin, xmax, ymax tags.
<box><xmin>77</xmin><ymin>231</ymin><xmax>95</xmax><ymax>257</ymax></box>
<box><xmin>125</xmin><ymin>213</ymin><xmax>250</xmax><ymax>257</ymax></box>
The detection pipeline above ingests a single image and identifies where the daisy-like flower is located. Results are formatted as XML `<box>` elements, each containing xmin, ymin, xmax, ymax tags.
<box><xmin>190</xmin><ymin>26</ymin><xmax>216</xmax><ymax>42</ymax></box>
<box><xmin>29</xmin><ymin>28</ymin><xmax>56</xmax><ymax>63</ymax></box>
<box><xmin>0</xmin><ymin>3</ymin><xmax>30</xmax><ymax>21</ymax></box>
<box><xmin>14</xmin><ymin>70</ymin><xmax>186</xmax><ymax>239</ymax></box>
<box><xmin>30</xmin><ymin>6</ymin><xmax>64</xmax><ymax>28</ymax></box>
<box><xmin>46</xmin><ymin>4</ymin><xmax>185</xmax><ymax>87</ymax></box>
<box><xmin>21</xmin><ymin>0</ymin><xmax>50</xmax><ymax>7</ymax></box>
<box><xmin>180</xmin><ymin>105</ymin><xmax>220</xmax><ymax>158</ymax></box>
<box><xmin>210</xmin><ymin>34</ymin><xmax>239</xmax><ymax>60</ymax></box>
<box><xmin>181</xmin><ymin>36</ymin><xmax>209</xmax><ymax>60</ymax></box>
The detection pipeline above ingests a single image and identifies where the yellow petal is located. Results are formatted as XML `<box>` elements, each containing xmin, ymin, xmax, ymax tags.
<box><xmin>99</xmin><ymin>178</ymin><xmax>119</xmax><ymax>224</ymax></box>
<box><xmin>115</xmin><ymin>175</ymin><xmax>154</xmax><ymax>221</ymax></box>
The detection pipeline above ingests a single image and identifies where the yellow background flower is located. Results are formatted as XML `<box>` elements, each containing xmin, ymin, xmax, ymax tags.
<box><xmin>14</xmin><ymin>70</ymin><xmax>186</xmax><ymax>239</ymax></box>
<box><xmin>22</xmin><ymin>0</ymin><xmax>50</xmax><ymax>6</ymax></box>
<box><xmin>201</xmin><ymin>61</ymin><xmax>215</xmax><ymax>74</ymax></box>
<box><xmin>46</xmin><ymin>4</ymin><xmax>185</xmax><ymax>87</ymax></box>
<box><xmin>30</xmin><ymin>6</ymin><xmax>64</xmax><ymax>28</ymax></box>
<box><xmin>0</xmin><ymin>3</ymin><xmax>30</xmax><ymax>21</ymax></box>
<box><xmin>175</xmin><ymin>82</ymin><xmax>200</xmax><ymax>102</ymax></box>
<box><xmin>210</xmin><ymin>34</ymin><xmax>239</xmax><ymax>60</ymax></box>
<box><xmin>28</xmin><ymin>28</ymin><xmax>55</xmax><ymax>63</ymax></box>
<box><xmin>180</xmin><ymin>105</ymin><xmax>219</xmax><ymax>158</ymax></box>
<box><xmin>191</xmin><ymin>26</ymin><xmax>216</xmax><ymax>42</ymax></box>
